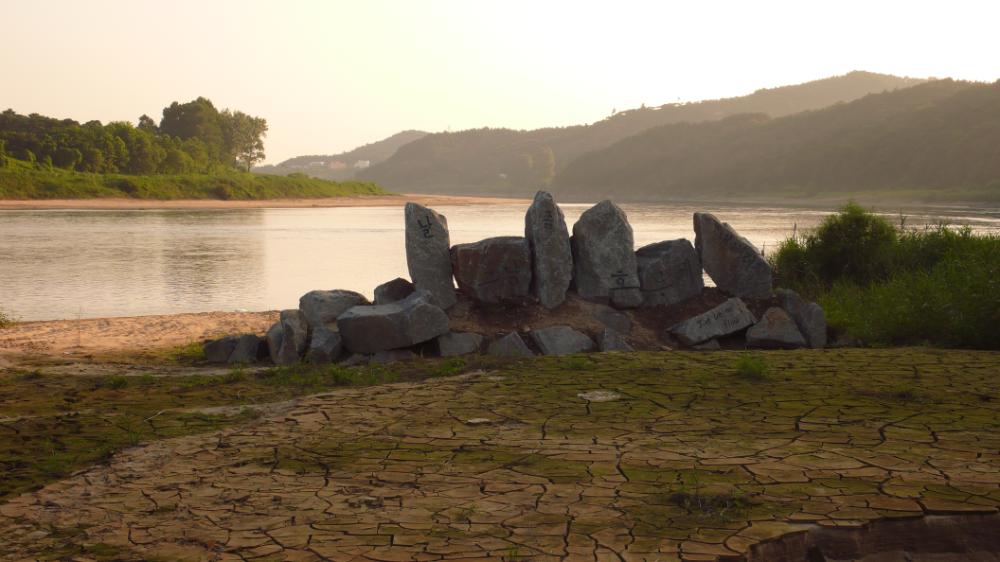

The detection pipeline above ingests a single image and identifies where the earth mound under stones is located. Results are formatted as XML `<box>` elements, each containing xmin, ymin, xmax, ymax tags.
<box><xmin>205</xmin><ymin>192</ymin><xmax>828</xmax><ymax>365</ymax></box>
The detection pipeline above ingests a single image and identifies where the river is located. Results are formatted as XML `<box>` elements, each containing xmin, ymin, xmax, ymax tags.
<box><xmin>1</xmin><ymin>202</ymin><xmax>997</xmax><ymax>320</ymax></box>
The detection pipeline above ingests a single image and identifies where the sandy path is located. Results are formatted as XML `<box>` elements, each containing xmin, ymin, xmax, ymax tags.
<box><xmin>0</xmin><ymin>193</ymin><xmax>528</xmax><ymax>210</ymax></box>
<box><xmin>0</xmin><ymin>311</ymin><xmax>277</xmax><ymax>358</ymax></box>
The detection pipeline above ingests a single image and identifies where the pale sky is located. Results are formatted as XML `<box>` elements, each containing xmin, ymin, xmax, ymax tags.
<box><xmin>5</xmin><ymin>0</ymin><xmax>999</xmax><ymax>164</ymax></box>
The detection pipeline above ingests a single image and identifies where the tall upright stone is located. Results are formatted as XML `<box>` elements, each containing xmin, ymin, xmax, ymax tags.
<box><xmin>275</xmin><ymin>309</ymin><xmax>309</xmax><ymax>365</ymax></box>
<box><xmin>405</xmin><ymin>203</ymin><xmax>457</xmax><ymax>308</ymax></box>
<box><xmin>524</xmin><ymin>191</ymin><xmax>573</xmax><ymax>309</ymax></box>
<box><xmin>572</xmin><ymin>200</ymin><xmax>642</xmax><ymax>308</ymax></box>
<box><xmin>694</xmin><ymin>213</ymin><xmax>773</xmax><ymax>299</ymax></box>
<box><xmin>635</xmin><ymin>239</ymin><xmax>704</xmax><ymax>306</ymax></box>
<box><xmin>451</xmin><ymin>237</ymin><xmax>532</xmax><ymax>304</ymax></box>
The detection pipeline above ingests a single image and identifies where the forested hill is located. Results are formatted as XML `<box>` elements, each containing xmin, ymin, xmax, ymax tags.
<box><xmin>254</xmin><ymin>130</ymin><xmax>428</xmax><ymax>181</ymax></box>
<box><xmin>552</xmin><ymin>79</ymin><xmax>1000</xmax><ymax>202</ymax></box>
<box><xmin>357</xmin><ymin>71</ymin><xmax>926</xmax><ymax>195</ymax></box>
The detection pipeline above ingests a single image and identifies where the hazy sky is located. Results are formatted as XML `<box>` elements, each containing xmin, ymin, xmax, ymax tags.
<box><xmin>6</xmin><ymin>0</ymin><xmax>999</xmax><ymax>163</ymax></box>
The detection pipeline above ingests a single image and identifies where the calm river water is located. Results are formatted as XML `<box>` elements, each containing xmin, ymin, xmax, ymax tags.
<box><xmin>2</xmin><ymin>202</ymin><xmax>998</xmax><ymax>320</ymax></box>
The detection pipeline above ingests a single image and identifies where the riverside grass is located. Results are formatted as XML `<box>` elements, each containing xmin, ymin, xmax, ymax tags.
<box><xmin>0</xmin><ymin>158</ymin><xmax>387</xmax><ymax>200</ymax></box>
<box><xmin>771</xmin><ymin>203</ymin><xmax>1000</xmax><ymax>349</ymax></box>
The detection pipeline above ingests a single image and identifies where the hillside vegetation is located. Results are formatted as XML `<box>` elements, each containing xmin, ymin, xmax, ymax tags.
<box><xmin>555</xmin><ymin>79</ymin><xmax>1000</xmax><ymax>202</ymax></box>
<box><xmin>255</xmin><ymin>130</ymin><xmax>428</xmax><ymax>181</ymax></box>
<box><xmin>357</xmin><ymin>71</ymin><xmax>926</xmax><ymax>194</ymax></box>
<box><xmin>0</xmin><ymin>158</ymin><xmax>385</xmax><ymax>200</ymax></box>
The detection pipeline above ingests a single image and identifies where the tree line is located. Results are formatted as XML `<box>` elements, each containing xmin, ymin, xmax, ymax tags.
<box><xmin>0</xmin><ymin>97</ymin><xmax>266</xmax><ymax>174</ymax></box>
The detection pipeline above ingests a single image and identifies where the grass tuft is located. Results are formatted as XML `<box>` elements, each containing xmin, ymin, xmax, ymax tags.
<box><xmin>733</xmin><ymin>353</ymin><xmax>768</xmax><ymax>381</ymax></box>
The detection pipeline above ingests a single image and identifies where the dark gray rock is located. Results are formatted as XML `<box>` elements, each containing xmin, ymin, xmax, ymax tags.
<box><xmin>487</xmin><ymin>332</ymin><xmax>534</xmax><ymax>358</ymax></box>
<box><xmin>451</xmin><ymin>236</ymin><xmax>532</xmax><ymax>304</ymax></box>
<box><xmin>636</xmin><ymin>239</ymin><xmax>704</xmax><ymax>306</ymax></box>
<box><xmin>747</xmin><ymin>307</ymin><xmax>807</xmax><ymax>349</ymax></box>
<box><xmin>694</xmin><ymin>213</ymin><xmax>772</xmax><ymax>299</ymax></box>
<box><xmin>598</xmin><ymin>328</ymin><xmax>633</xmax><ymax>352</ymax></box>
<box><xmin>299</xmin><ymin>289</ymin><xmax>368</xmax><ymax>329</ymax></box>
<box><xmin>228</xmin><ymin>334</ymin><xmax>261</xmax><ymax>364</ymax></box>
<box><xmin>776</xmin><ymin>288</ymin><xmax>827</xmax><ymax>349</ymax></box>
<box><xmin>530</xmin><ymin>326</ymin><xmax>595</xmax><ymax>356</ymax></box>
<box><xmin>275</xmin><ymin>309</ymin><xmax>310</xmax><ymax>365</ymax></box>
<box><xmin>669</xmin><ymin>297</ymin><xmax>757</xmax><ymax>345</ymax></box>
<box><xmin>437</xmin><ymin>332</ymin><xmax>484</xmax><ymax>357</ymax></box>
<box><xmin>571</xmin><ymin>200</ymin><xmax>642</xmax><ymax>308</ymax></box>
<box><xmin>405</xmin><ymin>203</ymin><xmax>456</xmax><ymax>308</ymax></box>
<box><xmin>339</xmin><ymin>354</ymin><xmax>371</xmax><ymax>367</ymax></box>
<box><xmin>204</xmin><ymin>335</ymin><xmax>240</xmax><ymax>364</ymax></box>
<box><xmin>337</xmin><ymin>291</ymin><xmax>449</xmax><ymax>354</ymax></box>
<box><xmin>374</xmin><ymin>278</ymin><xmax>415</xmax><ymax>305</ymax></box>
<box><xmin>265</xmin><ymin>322</ymin><xmax>283</xmax><ymax>364</ymax></box>
<box><xmin>371</xmin><ymin>349</ymin><xmax>417</xmax><ymax>364</ymax></box>
<box><xmin>525</xmin><ymin>191</ymin><xmax>573</xmax><ymax>309</ymax></box>
<box><xmin>593</xmin><ymin>305</ymin><xmax>632</xmax><ymax>335</ymax></box>
<box><xmin>692</xmin><ymin>339</ymin><xmax>721</xmax><ymax>351</ymax></box>
<box><xmin>306</xmin><ymin>327</ymin><xmax>343</xmax><ymax>364</ymax></box>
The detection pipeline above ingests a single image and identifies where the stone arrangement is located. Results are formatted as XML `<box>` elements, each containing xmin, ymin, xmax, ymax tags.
<box><xmin>205</xmin><ymin>192</ymin><xmax>828</xmax><ymax>365</ymax></box>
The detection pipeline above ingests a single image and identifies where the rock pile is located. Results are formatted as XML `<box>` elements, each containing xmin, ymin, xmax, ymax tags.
<box><xmin>205</xmin><ymin>191</ymin><xmax>829</xmax><ymax>365</ymax></box>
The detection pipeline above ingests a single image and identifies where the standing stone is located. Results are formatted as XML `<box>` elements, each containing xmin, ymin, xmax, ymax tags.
<box><xmin>530</xmin><ymin>326</ymin><xmax>595</xmax><ymax>356</ymax></box>
<box><xmin>451</xmin><ymin>237</ymin><xmax>532</xmax><ymax>304</ymax></box>
<box><xmin>776</xmin><ymin>288</ymin><xmax>827</xmax><ymax>349</ymax></box>
<box><xmin>299</xmin><ymin>289</ymin><xmax>368</xmax><ymax>329</ymax></box>
<box><xmin>487</xmin><ymin>332</ymin><xmax>534</xmax><ymax>358</ymax></box>
<box><xmin>598</xmin><ymin>328</ymin><xmax>634</xmax><ymax>352</ymax></box>
<box><xmin>694</xmin><ymin>213</ymin><xmax>773</xmax><ymax>299</ymax></box>
<box><xmin>337</xmin><ymin>291</ymin><xmax>449</xmax><ymax>354</ymax></box>
<box><xmin>525</xmin><ymin>191</ymin><xmax>573</xmax><ymax>309</ymax></box>
<box><xmin>669</xmin><ymin>297</ymin><xmax>757</xmax><ymax>346</ymax></box>
<box><xmin>572</xmin><ymin>200</ymin><xmax>642</xmax><ymax>309</ymax></box>
<box><xmin>275</xmin><ymin>309</ymin><xmax>309</xmax><ymax>365</ymax></box>
<box><xmin>374</xmin><ymin>278</ymin><xmax>415</xmax><ymax>305</ymax></box>
<box><xmin>747</xmin><ymin>307</ymin><xmax>807</xmax><ymax>349</ymax></box>
<box><xmin>265</xmin><ymin>322</ymin><xmax>283</xmax><ymax>364</ymax></box>
<box><xmin>228</xmin><ymin>334</ymin><xmax>262</xmax><ymax>364</ymax></box>
<box><xmin>204</xmin><ymin>335</ymin><xmax>240</xmax><ymax>363</ymax></box>
<box><xmin>306</xmin><ymin>327</ymin><xmax>343</xmax><ymax>364</ymax></box>
<box><xmin>437</xmin><ymin>332</ymin><xmax>484</xmax><ymax>357</ymax></box>
<box><xmin>636</xmin><ymin>239</ymin><xmax>704</xmax><ymax>306</ymax></box>
<box><xmin>405</xmin><ymin>203</ymin><xmax>457</xmax><ymax>308</ymax></box>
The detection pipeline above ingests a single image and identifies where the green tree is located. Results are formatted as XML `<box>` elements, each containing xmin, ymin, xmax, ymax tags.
<box><xmin>221</xmin><ymin>110</ymin><xmax>267</xmax><ymax>171</ymax></box>
<box><xmin>159</xmin><ymin>97</ymin><xmax>226</xmax><ymax>161</ymax></box>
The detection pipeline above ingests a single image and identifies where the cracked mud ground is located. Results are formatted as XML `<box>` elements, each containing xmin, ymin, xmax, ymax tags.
<box><xmin>2</xmin><ymin>348</ymin><xmax>1000</xmax><ymax>561</ymax></box>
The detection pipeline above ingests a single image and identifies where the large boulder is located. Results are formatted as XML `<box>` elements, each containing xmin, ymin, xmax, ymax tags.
<box><xmin>572</xmin><ymin>200</ymin><xmax>642</xmax><ymax>308</ymax></box>
<box><xmin>451</xmin><ymin>237</ymin><xmax>532</xmax><ymax>304</ymax></box>
<box><xmin>530</xmin><ymin>326</ymin><xmax>595</xmax><ymax>356</ymax></box>
<box><xmin>593</xmin><ymin>305</ymin><xmax>632</xmax><ymax>335</ymax></box>
<box><xmin>306</xmin><ymin>327</ymin><xmax>343</xmax><ymax>364</ymax></box>
<box><xmin>635</xmin><ymin>239</ymin><xmax>704</xmax><ymax>306</ymax></box>
<box><xmin>487</xmin><ymin>332</ymin><xmax>534</xmax><ymax>358</ymax></box>
<box><xmin>693</xmin><ymin>213</ymin><xmax>773</xmax><ymax>299</ymax></box>
<box><xmin>275</xmin><ymin>309</ymin><xmax>310</xmax><ymax>365</ymax></box>
<box><xmin>228</xmin><ymin>334</ymin><xmax>262</xmax><ymax>364</ymax></box>
<box><xmin>776</xmin><ymin>289</ymin><xmax>827</xmax><ymax>349</ymax></box>
<box><xmin>204</xmin><ymin>335</ymin><xmax>240</xmax><ymax>363</ymax></box>
<box><xmin>374</xmin><ymin>277</ymin><xmax>415</xmax><ymax>305</ymax></box>
<box><xmin>598</xmin><ymin>328</ymin><xmax>633</xmax><ymax>352</ymax></box>
<box><xmin>337</xmin><ymin>291</ymin><xmax>449</xmax><ymax>354</ymax></box>
<box><xmin>524</xmin><ymin>191</ymin><xmax>573</xmax><ymax>309</ymax></box>
<box><xmin>669</xmin><ymin>297</ymin><xmax>757</xmax><ymax>345</ymax></box>
<box><xmin>437</xmin><ymin>332</ymin><xmax>484</xmax><ymax>357</ymax></box>
<box><xmin>265</xmin><ymin>322</ymin><xmax>283</xmax><ymax>364</ymax></box>
<box><xmin>405</xmin><ymin>203</ymin><xmax>457</xmax><ymax>308</ymax></box>
<box><xmin>747</xmin><ymin>307</ymin><xmax>807</xmax><ymax>349</ymax></box>
<box><xmin>299</xmin><ymin>289</ymin><xmax>368</xmax><ymax>329</ymax></box>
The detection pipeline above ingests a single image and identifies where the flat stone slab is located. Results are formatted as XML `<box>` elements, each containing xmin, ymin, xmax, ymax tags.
<box><xmin>747</xmin><ymin>307</ymin><xmax>807</xmax><ymax>349</ymax></box>
<box><xmin>529</xmin><ymin>325</ymin><xmax>595</xmax><ymax>356</ymax></box>
<box><xmin>694</xmin><ymin>212</ymin><xmax>773</xmax><ymax>299</ymax></box>
<box><xmin>405</xmin><ymin>203</ymin><xmax>457</xmax><ymax>308</ymax></box>
<box><xmin>436</xmin><ymin>331</ymin><xmax>483</xmax><ymax>357</ymax></box>
<box><xmin>669</xmin><ymin>297</ymin><xmax>757</xmax><ymax>345</ymax></box>
<box><xmin>337</xmin><ymin>291</ymin><xmax>449</xmax><ymax>354</ymax></box>
<box><xmin>524</xmin><ymin>190</ymin><xmax>573</xmax><ymax>309</ymax></box>
<box><xmin>451</xmin><ymin>236</ymin><xmax>532</xmax><ymax>304</ymax></box>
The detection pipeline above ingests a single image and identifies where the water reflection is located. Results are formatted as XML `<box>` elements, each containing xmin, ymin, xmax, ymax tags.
<box><xmin>1</xmin><ymin>204</ymin><xmax>997</xmax><ymax>320</ymax></box>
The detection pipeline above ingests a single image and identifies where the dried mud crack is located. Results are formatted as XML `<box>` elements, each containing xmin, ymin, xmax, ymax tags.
<box><xmin>1</xmin><ymin>348</ymin><xmax>999</xmax><ymax>561</ymax></box>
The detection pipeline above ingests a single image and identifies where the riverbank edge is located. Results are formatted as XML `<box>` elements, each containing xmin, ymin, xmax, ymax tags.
<box><xmin>0</xmin><ymin>194</ymin><xmax>530</xmax><ymax>210</ymax></box>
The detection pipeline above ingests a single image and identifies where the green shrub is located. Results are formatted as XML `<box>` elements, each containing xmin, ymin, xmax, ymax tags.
<box><xmin>733</xmin><ymin>354</ymin><xmax>767</xmax><ymax>381</ymax></box>
<box><xmin>0</xmin><ymin>308</ymin><xmax>16</xmax><ymax>329</ymax></box>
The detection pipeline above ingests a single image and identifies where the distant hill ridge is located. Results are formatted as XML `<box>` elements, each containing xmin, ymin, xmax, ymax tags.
<box><xmin>356</xmin><ymin>71</ymin><xmax>927</xmax><ymax>195</ymax></box>
<box><xmin>255</xmin><ymin>130</ymin><xmax>428</xmax><ymax>181</ymax></box>
<box><xmin>552</xmin><ymin>78</ymin><xmax>1000</xmax><ymax>202</ymax></box>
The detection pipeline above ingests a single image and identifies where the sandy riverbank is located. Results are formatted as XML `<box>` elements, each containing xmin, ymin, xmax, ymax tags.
<box><xmin>0</xmin><ymin>311</ymin><xmax>277</xmax><ymax>359</ymax></box>
<box><xmin>0</xmin><ymin>193</ymin><xmax>529</xmax><ymax>210</ymax></box>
